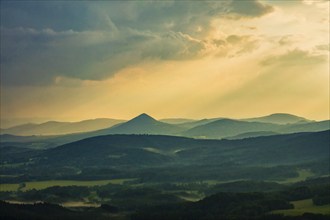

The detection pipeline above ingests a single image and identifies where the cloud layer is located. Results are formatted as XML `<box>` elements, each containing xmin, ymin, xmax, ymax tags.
<box><xmin>1</xmin><ymin>0</ymin><xmax>275</xmax><ymax>86</ymax></box>
<box><xmin>0</xmin><ymin>0</ymin><xmax>329</xmax><ymax>121</ymax></box>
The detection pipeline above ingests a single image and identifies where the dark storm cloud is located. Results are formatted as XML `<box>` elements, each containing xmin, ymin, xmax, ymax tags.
<box><xmin>0</xmin><ymin>0</ymin><xmax>274</xmax><ymax>86</ymax></box>
<box><xmin>227</xmin><ymin>0</ymin><xmax>274</xmax><ymax>18</ymax></box>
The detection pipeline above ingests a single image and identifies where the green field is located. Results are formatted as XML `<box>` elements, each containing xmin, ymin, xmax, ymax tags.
<box><xmin>0</xmin><ymin>179</ymin><xmax>135</xmax><ymax>192</ymax></box>
<box><xmin>272</xmin><ymin>199</ymin><xmax>330</xmax><ymax>216</ymax></box>
<box><xmin>277</xmin><ymin>169</ymin><xmax>314</xmax><ymax>184</ymax></box>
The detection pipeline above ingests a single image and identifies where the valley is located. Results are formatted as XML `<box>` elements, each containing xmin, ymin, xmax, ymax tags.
<box><xmin>0</xmin><ymin>113</ymin><xmax>329</xmax><ymax>219</ymax></box>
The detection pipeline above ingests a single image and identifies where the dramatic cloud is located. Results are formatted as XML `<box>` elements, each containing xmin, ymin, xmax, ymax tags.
<box><xmin>226</xmin><ymin>0</ymin><xmax>274</xmax><ymax>18</ymax></box>
<box><xmin>0</xmin><ymin>0</ymin><xmax>329</xmax><ymax>121</ymax></box>
<box><xmin>1</xmin><ymin>26</ymin><xmax>208</xmax><ymax>85</ymax></box>
<box><xmin>0</xmin><ymin>0</ymin><xmax>275</xmax><ymax>86</ymax></box>
<box><xmin>316</xmin><ymin>44</ymin><xmax>330</xmax><ymax>51</ymax></box>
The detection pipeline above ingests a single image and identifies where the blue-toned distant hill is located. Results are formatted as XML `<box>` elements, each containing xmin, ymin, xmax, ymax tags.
<box><xmin>242</xmin><ymin>113</ymin><xmax>310</xmax><ymax>124</ymax></box>
<box><xmin>0</xmin><ymin>134</ymin><xmax>53</xmax><ymax>142</ymax></box>
<box><xmin>280</xmin><ymin>120</ymin><xmax>330</xmax><ymax>133</ymax></box>
<box><xmin>0</xmin><ymin>114</ymin><xmax>186</xmax><ymax>149</ymax></box>
<box><xmin>175</xmin><ymin>118</ymin><xmax>222</xmax><ymax>129</ymax></box>
<box><xmin>226</xmin><ymin>131</ymin><xmax>279</xmax><ymax>140</ymax></box>
<box><xmin>181</xmin><ymin>118</ymin><xmax>329</xmax><ymax>139</ymax></box>
<box><xmin>0</xmin><ymin>118</ymin><xmax>125</xmax><ymax>136</ymax></box>
<box><xmin>1</xmin><ymin>113</ymin><xmax>328</xmax><ymax>146</ymax></box>
<box><xmin>182</xmin><ymin>119</ymin><xmax>281</xmax><ymax>139</ymax></box>
<box><xmin>159</xmin><ymin>118</ymin><xmax>196</xmax><ymax>124</ymax></box>
<box><xmin>177</xmin><ymin>113</ymin><xmax>310</xmax><ymax>130</ymax></box>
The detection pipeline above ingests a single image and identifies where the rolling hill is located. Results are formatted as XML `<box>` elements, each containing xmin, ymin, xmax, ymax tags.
<box><xmin>0</xmin><ymin>114</ymin><xmax>328</xmax><ymax>149</ymax></box>
<box><xmin>225</xmin><ymin>131</ymin><xmax>279</xmax><ymax>140</ymax></box>
<box><xmin>1</xmin><ymin>130</ymin><xmax>329</xmax><ymax>184</ymax></box>
<box><xmin>181</xmin><ymin>118</ymin><xmax>329</xmax><ymax>139</ymax></box>
<box><xmin>175</xmin><ymin>113</ymin><xmax>310</xmax><ymax>130</ymax></box>
<box><xmin>175</xmin><ymin>118</ymin><xmax>222</xmax><ymax>129</ymax></box>
<box><xmin>39</xmin><ymin>130</ymin><xmax>329</xmax><ymax>168</ymax></box>
<box><xmin>182</xmin><ymin>119</ymin><xmax>281</xmax><ymax>139</ymax></box>
<box><xmin>159</xmin><ymin>118</ymin><xmax>196</xmax><ymax>124</ymax></box>
<box><xmin>280</xmin><ymin>120</ymin><xmax>330</xmax><ymax>133</ymax></box>
<box><xmin>0</xmin><ymin>118</ymin><xmax>125</xmax><ymax>136</ymax></box>
<box><xmin>242</xmin><ymin>113</ymin><xmax>310</xmax><ymax>124</ymax></box>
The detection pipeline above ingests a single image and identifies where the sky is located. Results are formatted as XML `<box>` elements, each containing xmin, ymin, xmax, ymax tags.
<box><xmin>0</xmin><ymin>0</ymin><xmax>329</xmax><ymax>124</ymax></box>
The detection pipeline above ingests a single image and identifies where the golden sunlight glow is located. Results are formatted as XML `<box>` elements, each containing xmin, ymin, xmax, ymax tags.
<box><xmin>0</xmin><ymin>0</ymin><xmax>329</xmax><ymax>122</ymax></box>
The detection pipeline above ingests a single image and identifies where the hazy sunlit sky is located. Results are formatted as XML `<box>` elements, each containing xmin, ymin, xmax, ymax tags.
<box><xmin>0</xmin><ymin>0</ymin><xmax>329</xmax><ymax>123</ymax></box>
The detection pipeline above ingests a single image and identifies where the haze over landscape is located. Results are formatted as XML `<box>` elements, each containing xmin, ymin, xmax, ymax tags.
<box><xmin>0</xmin><ymin>1</ymin><xmax>329</xmax><ymax>220</ymax></box>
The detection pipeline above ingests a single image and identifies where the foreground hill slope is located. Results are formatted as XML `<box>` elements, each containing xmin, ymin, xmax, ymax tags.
<box><xmin>1</xmin><ymin>130</ymin><xmax>329</xmax><ymax>183</ymax></box>
<box><xmin>41</xmin><ymin>130</ymin><xmax>329</xmax><ymax>167</ymax></box>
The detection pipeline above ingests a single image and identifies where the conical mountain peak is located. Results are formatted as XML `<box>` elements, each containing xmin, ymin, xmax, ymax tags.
<box><xmin>95</xmin><ymin>112</ymin><xmax>183</xmax><ymax>135</ymax></box>
<box><xmin>130</xmin><ymin>113</ymin><xmax>156</xmax><ymax>122</ymax></box>
<box><xmin>137</xmin><ymin>113</ymin><xmax>153</xmax><ymax>118</ymax></box>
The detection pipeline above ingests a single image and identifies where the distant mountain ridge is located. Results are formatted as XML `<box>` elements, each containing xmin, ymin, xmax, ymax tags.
<box><xmin>0</xmin><ymin>118</ymin><xmax>125</xmax><ymax>136</ymax></box>
<box><xmin>182</xmin><ymin>118</ymin><xmax>329</xmax><ymax>139</ymax></box>
<box><xmin>176</xmin><ymin>118</ymin><xmax>223</xmax><ymax>129</ymax></box>
<box><xmin>1</xmin><ymin>113</ymin><xmax>328</xmax><ymax>142</ymax></box>
<box><xmin>242</xmin><ymin>113</ymin><xmax>311</xmax><ymax>124</ymax></box>
<box><xmin>160</xmin><ymin>118</ymin><xmax>196</xmax><ymax>124</ymax></box>
<box><xmin>225</xmin><ymin>131</ymin><xmax>279</xmax><ymax>140</ymax></box>
<box><xmin>182</xmin><ymin>119</ymin><xmax>281</xmax><ymax>139</ymax></box>
<box><xmin>280</xmin><ymin>120</ymin><xmax>329</xmax><ymax>133</ymax></box>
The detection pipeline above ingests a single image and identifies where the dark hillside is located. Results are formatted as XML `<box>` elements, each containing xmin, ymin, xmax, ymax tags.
<box><xmin>41</xmin><ymin>130</ymin><xmax>329</xmax><ymax>167</ymax></box>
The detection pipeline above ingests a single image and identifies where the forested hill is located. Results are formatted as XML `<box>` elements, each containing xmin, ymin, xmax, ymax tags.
<box><xmin>41</xmin><ymin>130</ymin><xmax>329</xmax><ymax>167</ymax></box>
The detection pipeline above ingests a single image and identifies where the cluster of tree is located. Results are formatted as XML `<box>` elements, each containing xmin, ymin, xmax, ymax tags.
<box><xmin>2</xmin><ymin>200</ymin><xmax>329</xmax><ymax>220</ymax></box>
<box><xmin>291</xmin><ymin>177</ymin><xmax>330</xmax><ymax>206</ymax></box>
<box><xmin>131</xmin><ymin>191</ymin><xmax>292</xmax><ymax>220</ymax></box>
<box><xmin>278</xmin><ymin>184</ymin><xmax>330</xmax><ymax>206</ymax></box>
<box><xmin>2</xmin><ymin>132</ymin><xmax>329</xmax><ymax>186</ymax></box>
<box><xmin>310</xmin><ymin>184</ymin><xmax>330</xmax><ymax>206</ymax></box>
<box><xmin>131</xmin><ymin>189</ymin><xmax>330</xmax><ymax>220</ymax></box>
<box><xmin>1</xmin><ymin>178</ymin><xmax>329</xmax><ymax>208</ymax></box>
<box><xmin>0</xmin><ymin>201</ymin><xmax>115</xmax><ymax>220</ymax></box>
<box><xmin>3</xmin><ymin>160</ymin><xmax>326</xmax><ymax>187</ymax></box>
<box><xmin>1</xmin><ymin>186</ymin><xmax>90</xmax><ymax>203</ymax></box>
<box><xmin>1</xmin><ymin>178</ymin><xmax>329</xmax><ymax>220</ymax></box>
<box><xmin>205</xmin><ymin>181</ymin><xmax>285</xmax><ymax>195</ymax></box>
